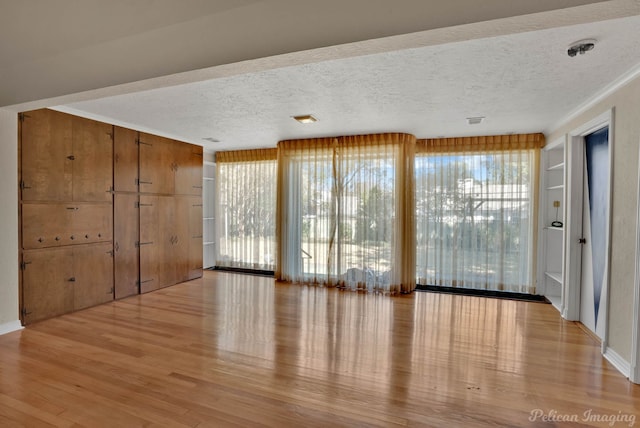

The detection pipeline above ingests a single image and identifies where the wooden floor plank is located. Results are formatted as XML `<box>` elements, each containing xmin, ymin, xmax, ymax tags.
<box><xmin>1</xmin><ymin>271</ymin><xmax>639</xmax><ymax>427</ymax></box>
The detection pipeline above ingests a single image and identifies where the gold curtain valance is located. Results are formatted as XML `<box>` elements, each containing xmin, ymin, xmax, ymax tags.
<box><xmin>278</xmin><ymin>133</ymin><xmax>416</xmax><ymax>152</ymax></box>
<box><xmin>417</xmin><ymin>133</ymin><xmax>545</xmax><ymax>153</ymax></box>
<box><xmin>216</xmin><ymin>148</ymin><xmax>277</xmax><ymax>163</ymax></box>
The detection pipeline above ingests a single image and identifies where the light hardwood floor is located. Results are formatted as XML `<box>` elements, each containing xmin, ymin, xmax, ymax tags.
<box><xmin>1</xmin><ymin>271</ymin><xmax>639</xmax><ymax>427</ymax></box>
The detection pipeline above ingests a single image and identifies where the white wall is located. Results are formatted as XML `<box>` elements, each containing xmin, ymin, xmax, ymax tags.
<box><xmin>549</xmin><ymin>74</ymin><xmax>640</xmax><ymax>363</ymax></box>
<box><xmin>0</xmin><ymin>108</ymin><xmax>20</xmax><ymax>333</ymax></box>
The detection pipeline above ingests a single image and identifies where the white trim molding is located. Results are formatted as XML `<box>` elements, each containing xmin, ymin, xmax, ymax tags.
<box><xmin>0</xmin><ymin>320</ymin><xmax>23</xmax><ymax>336</ymax></box>
<box><xmin>604</xmin><ymin>346</ymin><xmax>631</xmax><ymax>379</ymax></box>
<box><xmin>548</xmin><ymin>62</ymin><xmax>640</xmax><ymax>135</ymax></box>
<box><xmin>631</xmin><ymin>137</ymin><xmax>640</xmax><ymax>384</ymax></box>
<box><xmin>564</xmin><ymin>109</ymin><xmax>614</xmax><ymax>349</ymax></box>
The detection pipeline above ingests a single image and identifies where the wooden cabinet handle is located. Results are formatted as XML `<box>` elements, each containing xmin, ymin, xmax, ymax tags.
<box><xmin>68</xmin><ymin>277</ymin><xmax>76</xmax><ymax>282</ymax></box>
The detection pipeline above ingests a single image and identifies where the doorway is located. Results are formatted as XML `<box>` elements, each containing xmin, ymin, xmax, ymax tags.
<box><xmin>579</xmin><ymin>126</ymin><xmax>609</xmax><ymax>338</ymax></box>
<box><xmin>565</xmin><ymin>110</ymin><xmax>613</xmax><ymax>344</ymax></box>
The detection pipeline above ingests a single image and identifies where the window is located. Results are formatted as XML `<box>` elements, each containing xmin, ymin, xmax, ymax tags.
<box><xmin>276</xmin><ymin>134</ymin><xmax>415</xmax><ymax>293</ymax></box>
<box><xmin>216</xmin><ymin>149</ymin><xmax>277</xmax><ymax>271</ymax></box>
<box><xmin>215</xmin><ymin>133</ymin><xmax>542</xmax><ymax>295</ymax></box>
<box><xmin>415</xmin><ymin>136</ymin><xmax>541</xmax><ymax>294</ymax></box>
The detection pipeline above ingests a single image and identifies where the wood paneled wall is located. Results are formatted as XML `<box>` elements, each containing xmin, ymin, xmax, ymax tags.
<box><xmin>19</xmin><ymin>109</ymin><xmax>203</xmax><ymax>324</ymax></box>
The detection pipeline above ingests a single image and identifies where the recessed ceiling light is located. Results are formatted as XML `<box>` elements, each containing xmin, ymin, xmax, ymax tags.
<box><xmin>202</xmin><ymin>137</ymin><xmax>220</xmax><ymax>143</ymax></box>
<box><xmin>293</xmin><ymin>114</ymin><xmax>317</xmax><ymax>124</ymax></box>
<box><xmin>467</xmin><ymin>116</ymin><xmax>485</xmax><ymax>125</ymax></box>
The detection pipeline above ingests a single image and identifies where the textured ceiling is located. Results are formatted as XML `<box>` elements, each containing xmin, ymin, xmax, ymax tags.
<box><xmin>59</xmin><ymin>13</ymin><xmax>640</xmax><ymax>152</ymax></box>
<box><xmin>0</xmin><ymin>0</ymin><xmax>622</xmax><ymax>106</ymax></box>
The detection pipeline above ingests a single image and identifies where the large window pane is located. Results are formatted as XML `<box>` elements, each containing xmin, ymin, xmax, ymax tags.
<box><xmin>216</xmin><ymin>159</ymin><xmax>276</xmax><ymax>270</ymax></box>
<box><xmin>415</xmin><ymin>150</ymin><xmax>535</xmax><ymax>293</ymax></box>
<box><xmin>277</xmin><ymin>134</ymin><xmax>415</xmax><ymax>293</ymax></box>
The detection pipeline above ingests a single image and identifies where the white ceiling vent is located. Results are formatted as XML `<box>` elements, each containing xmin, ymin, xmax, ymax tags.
<box><xmin>467</xmin><ymin>116</ymin><xmax>485</xmax><ymax>125</ymax></box>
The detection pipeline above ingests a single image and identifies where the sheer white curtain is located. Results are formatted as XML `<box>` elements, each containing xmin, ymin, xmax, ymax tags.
<box><xmin>276</xmin><ymin>134</ymin><xmax>416</xmax><ymax>293</ymax></box>
<box><xmin>216</xmin><ymin>149</ymin><xmax>277</xmax><ymax>271</ymax></box>
<box><xmin>415</xmin><ymin>135</ymin><xmax>542</xmax><ymax>294</ymax></box>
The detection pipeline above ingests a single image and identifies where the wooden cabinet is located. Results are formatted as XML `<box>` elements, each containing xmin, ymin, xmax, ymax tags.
<box><xmin>139</xmin><ymin>195</ymin><xmax>160</xmax><ymax>293</ymax></box>
<box><xmin>136</xmin><ymin>134</ymin><xmax>204</xmax><ymax>289</ymax></box>
<box><xmin>114</xmin><ymin>194</ymin><xmax>139</xmax><ymax>299</ymax></box>
<box><xmin>114</xmin><ymin>126</ymin><xmax>139</xmax><ymax>193</ymax></box>
<box><xmin>71</xmin><ymin>116</ymin><xmax>113</xmax><ymax>202</ymax></box>
<box><xmin>21</xmin><ymin>109</ymin><xmax>113</xmax><ymax>202</ymax></box>
<box><xmin>19</xmin><ymin>108</ymin><xmax>204</xmax><ymax>324</ymax></box>
<box><xmin>19</xmin><ymin>109</ymin><xmax>114</xmax><ymax>325</ymax></box>
<box><xmin>21</xmin><ymin>243</ymin><xmax>113</xmax><ymax>323</ymax></box>
<box><xmin>21</xmin><ymin>109</ymin><xmax>73</xmax><ymax>201</ymax></box>
<box><xmin>139</xmin><ymin>195</ymin><xmax>202</xmax><ymax>292</ymax></box>
<box><xmin>139</xmin><ymin>133</ymin><xmax>175</xmax><ymax>195</ymax></box>
<box><xmin>22</xmin><ymin>203</ymin><xmax>112</xmax><ymax>249</ymax></box>
<box><xmin>175</xmin><ymin>143</ymin><xmax>203</xmax><ymax>196</ymax></box>
<box><xmin>158</xmin><ymin>196</ymin><xmax>189</xmax><ymax>287</ymax></box>
<box><xmin>73</xmin><ymin>243</ymin><xmax>114</xmax><ymax>310</ymax></box>
<box><xmin>21</xmin><ymin>248</ymin><xmax>74</xmax><ymax>324</ymax></box>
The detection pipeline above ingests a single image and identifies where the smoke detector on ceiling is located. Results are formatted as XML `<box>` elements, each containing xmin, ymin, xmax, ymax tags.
<box><xmin>567</xmin><ymin>39</ymin><xmax>596</xmax><ymax>57</ymax></box>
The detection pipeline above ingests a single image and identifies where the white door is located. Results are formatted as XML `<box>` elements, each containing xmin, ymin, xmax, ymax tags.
<box><xmin>579</xmin><ymin>127</ymin><xmax>609</xmax><ymax>338</ymax></box>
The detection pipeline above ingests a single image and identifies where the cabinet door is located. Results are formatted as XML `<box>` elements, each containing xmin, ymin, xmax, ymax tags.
<box><xmin>173</xmin><ymin>197</ymin><xmax>190</xmax><ymax>283</ymax></box>
<box><xmin>73</xmin><ymin>243</ymin><xmax>114</xmax><ymax>310</ymax></box>
<box><xmin>157</xmin><ymin>196</ymin><xmax>179</xmax><ymax>287</ymax></box>
<box><xmin>21</xmin><ymin>109</ymin><xmax>73</xmax><ymax>201</ymax></box>
<box><xmin>114</xmin><ymin>127</ymin><xmax>139</xmax><ymax>193</ymax></box>
<box><xmin>188</xmin><ymin>196</ymin><xmax>203</xmax><ymax>280</ymax></box>
<box><xmin>72</xmin><ymin>203</ymin><xmax>113</xmax><ymax>244</ymax></box>
<box><xmin>114</xmin><ymin>194</ymin><xmax>139</xmax><ymax>299</ymax></box>
<box><xmin>22</xmin><ymin>203</ymin><xmax>75</xmax><ymax>249</ymax></box>
<box><xmin>139</xmin><ymin>133</ymin><xmax>175</xmax><ymax>194</ymax></box>
<box><xmin>72</xmin><ymin>116</ymin><xmax>113</xmax><ymax>202</ymax></box>
<box><xmin>22</xmin><ymin>248</ymin><xmax>74</xmax><ymax>324</ymax></box>
<box><xmin>139</xmin><ymin>195</ymin><xmax>160</xmax><ymax>293</ymax></box>
<box><xmin>22</xmin><ymin>203</ymin><xmax>112</xmax><ymax>249</ymax></box>
<box><xmin>175</xmin><ymin>143</ymin><xmax>203</xmax><ymax>196</ymax></box>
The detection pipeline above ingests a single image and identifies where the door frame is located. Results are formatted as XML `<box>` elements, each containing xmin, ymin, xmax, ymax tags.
<box><xmin>565</xmin><ymin>109</ymin><xmax>614</xmax><ymax>352</ymax></box>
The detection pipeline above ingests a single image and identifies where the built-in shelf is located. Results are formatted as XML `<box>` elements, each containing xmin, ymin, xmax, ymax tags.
<box><xmin>547</xmin><ymin>294</ymin><xmax>562</xmax><ymax>311</ymax></box>
<box><xmin>545</xmin><ymin>271</ymin><xmax>563</xmax><ymax>284</ymax></box>
<box><xmin>547</xmin><ymin>162</ymin><xmax>565</xmax><ymax>171</ymax></box>
<box><xmin>203</xmin><ymin>177</ymin><xmax>214</xmax><ymax>181</ymax></box>
<box><xmin>203</xmin><ymin>217</ymin><xmax>214</xmax><ymax>220</ymax></box>
<box><xmin>204</xmin><ymin>241</ymin><xmax>215</xmax><ymax>246</ymax></box>
<box><xmin>547</xmin><ymin>184</ymin><xmax>564</xmax><ymax>190</ymax></box>
<box><xmin>540</xmin><ymin>139</ymin><xmax>566</xmax><ymax>316</ymax></box>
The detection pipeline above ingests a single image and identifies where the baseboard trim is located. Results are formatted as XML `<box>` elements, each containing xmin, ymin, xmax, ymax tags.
<box><xmin>0</xmin><ymin>320</ymin><xmax>23</xmax><ymax>336</ymax></box>
<box><xmin>604</xmin><ymin>346</ymin><xmax>631</xmax><ymax>379</ymax></box>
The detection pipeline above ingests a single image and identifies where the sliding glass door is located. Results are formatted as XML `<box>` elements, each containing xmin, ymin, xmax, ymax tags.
<box><xmin>277</xmin><ymin>134</ymin><xmax>416</xmax><ymax>293</ymax></box>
